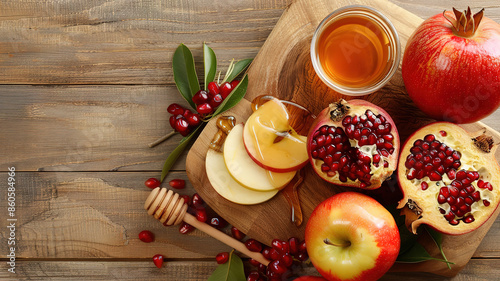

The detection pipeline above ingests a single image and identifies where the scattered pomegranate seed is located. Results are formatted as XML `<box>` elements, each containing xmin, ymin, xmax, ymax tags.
<box><xmin>439</xmin><ymin>130</ymin><xmax>447</xmax><ymax>137</ymax></box>
<box><xmin>214</xmin><ymin>252</ymin><xmax>229</xmax><ymax>264</ymax></box>
<box><xmin>186</xmin><ymin>113</ymin><xmax>201</xmax><ymax>127</ymax></box>
<box><xmin>209</xmin><ymin>93</ymin><xmax>223</xmax><ymax>108</ymax></box>
<box><xmin>167</xmin><ymin>103</ymin><xmax>184</xmax><ymax>115</ymax></box>
<box><xmin>288</xmin><ymin>237</ymin><xmax>299</xmax><ymax>255</ymax></box>
<box><xmin>169</xmin><ymin>179</ymin><xmax>185</xmax><ymax>189</ymax></box>
<box><xmin>196</xmin><ymin>207</ymin><xmax>208</xmax><ymax>223</ymax></box>
<box><xmin>210</xmin><ymin>216</ymin><xmax>227</xmax><ymax>229</ymax></box>
<box><xmin>152</xmin><ymin>254</ymin><xmax>164</xmax><ymax>268</ymax></box>
<box><xmin>191</xmin><ymin>193</ymin><xmax>204</xmax><ymax>207</ymax></box>
<box><xmin>268</xmin><ymin>259</ymin><xmax>287</xmax><ymax>275</ymax></box>
<box><xmin>179</xmin><ymin>222</ymin><xmax>195</xmax><ymax>234</ymax></box>
<box><xmin>179</xmin><ymin>195</ymin><xmax>190</xmax><ymax>205</ymax></box>
<box><xmin>230</xmin><ymin>79</ymin><xmax>240</xmax><ymax>89</ymax></box>
<box><xmin>192</xmin><ymin>90</ymin><xmax>209</xmax><ymax>105</ymax></box>
<box><xmin>144</xmin><ymin>178</ymin><xmax>161</xmax><ymax>189</ymax></box>
<box><xmin>231</xmin><ymin>227</ymin><xmax>245</xmax><ymax>241</ymax></box>
<box><xmin>219</xmin><ymin>82</ymin><xmax>233</xmax><ymax>99</ymax></box>
<box><xmin>249</xmin><ymin>259</ymin><xmax>261</xmax><ymax>266</ymax></box>
<box><xmin>207</xmin><ymin>81</ymin><xmax>220</xmax><ymax>96</ymax></box>
<box><xmin>245</xmin><ymin>239</ymin><xmax>263</xmax><ymax>252</ymax></box>
<box><xmin>197</xmin><ymin>103</ymin><xmax>213</xmax><ymax>115</ymax></box>
<box><xmin>247</xmin><ymin>271</ymin><xmax>262</xmax><ymax>281</ymax></box>
<box><xmin>138</xmin><ymin>230</ymin><xmax>155</xmax><ymax>243</ymax></box>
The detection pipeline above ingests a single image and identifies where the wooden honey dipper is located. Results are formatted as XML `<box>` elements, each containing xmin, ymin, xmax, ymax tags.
<box><xmin>144</xmin><ymin>187</ymin><xmax>270</xmax><ymax>266</ymax></box>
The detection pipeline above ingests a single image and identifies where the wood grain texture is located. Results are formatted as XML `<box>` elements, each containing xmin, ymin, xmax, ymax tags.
<box><xmin>0</xmin><ymin>172</ymin><xmax>233</xmax><ymax>259</ymax></box>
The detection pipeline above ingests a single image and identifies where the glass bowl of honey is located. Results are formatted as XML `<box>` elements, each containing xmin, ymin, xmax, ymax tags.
<box><xmin>310</xmin><ymin>5</ymin><xmax>401</xmax><ymax>96</ymax></box>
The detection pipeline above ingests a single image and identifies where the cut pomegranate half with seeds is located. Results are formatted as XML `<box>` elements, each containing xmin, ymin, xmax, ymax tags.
<box><xmin>307</xmin><ymin>99</ymin><xmax>400</xmax><ymax>189</ymax></box>
<box><xmin>398</xmin><ymin>122</ymin><xmax>500</xmax><ymax>235</ymax></box>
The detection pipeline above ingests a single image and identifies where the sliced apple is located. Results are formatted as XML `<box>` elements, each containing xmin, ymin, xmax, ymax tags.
<box><xmin>205</xmin><ymin>149</ymin><xmax>278</xmax><ymax>205</ymax></box>
<box><xmin>224</xmin><ymin>123</ymin><xmax>296</xmax><ymax>191</ymax></box>
<box><xmin>243</xmin><ymin>98</ymin><xmax>308</xmax><ymax>172</ymax></box>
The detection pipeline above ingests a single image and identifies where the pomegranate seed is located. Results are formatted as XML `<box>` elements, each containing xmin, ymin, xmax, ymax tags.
<box><xmin>169</xmin><ymin>115</ymin><xmax>176</xmax><ymax>130</ymax></box>
<box><xmin>247</xmin><ymin>271</ymin><xmax>261</xmax><ymax>281</ymax></box>
<box><xmin>138</xmin><ymin>230</ymin><xmax>155</xmax><ymax>243</ymax></box>
<box><xmin>191</xmin><ymin>193</ymin><xmax>204</xmax><ymax>207</ymax></box>
<box><xmin>298</xmin><ymin>240</ymin><xmax>307</xmax><ymax>253</ymax></box>
<box><xmin>269</xmin><ymin>248</ymin><xmax>280</xmax><ymax>260</ymax></box>
<box><xmin>288</xmin><ymin>237</ymin><xmax>299</xmax><ymax>255</ymax></box>
<box><xmin>192</xmin><ymin>90</ymin><xmax>209</xmax><ymax>105</ymax></box>
<box><xmin>231</xmin><ymin>227</ymin><xmax>245</xmax><ymax>241</ymax></box>
<box><xmin>210</xmin><ymin>216</ymin><xmax>227</xmax><ymax>228</ymax></box>
<box><xmin>464</xmin><ymin>215</ymin><xmax>475</xmax><ymax>223</ymax></box>
<box><xmin>484</xmin><ymin>200</ymin><xmax>491</xmax><ymax>206</ymax></box>
<box><xmin>209</xmin><ymin>93</ymin><xmax>223</xmax><ymax>108</ymax></box>
<box><xmin>152</xmin><ymin>254</ymin><xmax>164</xmax><ymax>268</ymax></box>
<box><xmin>207</xmin><ymin>81</ymin><xmax>219</xmax><ymax>96</ymax></box>
<box><xmin>179</xmin><ymin>222</ymin><xmax>195</xmax><ymax>234</ymax></box>
<box><xmin>219</xmin><ymin>82</ymin><xmax>233</xmax><ymax>99</ymax></box>
<box><xmin>216</xmin><ymin>252</ymin><xmax>229</xmax><ymax>264</ymax></box>
<box><xmin>245</xmin><ymin>239</ymin><xmax>262</xmax><ymax>252</ymax></box>
<box><xmin>167</xmin><ymin>103</ymin><xmax>184</xmax><ymax>115</ymax></box>
<box><xmin>261</xmin><ymin>247</ymin><xmax>272</xmax><ymax>260</ymax></box>
<box><xmin>296</xmin><ymin>252</ymin><xmax>308</xmax><ymax>261</ymax></box>
<box><xmin>169</xmin><ymin>179</ymin><xmax>185</xmax><ymax>189</ymax></box>
<box><xmin>230</xmin><ymin>79</ymin><xmax>240</xmax><ymax>88</ymax></box>
<box><xmin>196</xmin><ymin>207</ymin><xmax>207</xmax><ymax>223</ymax></box>
<box><xmin>174</xmin><ymin>118</ymin><xmax>189</xmax><ymax>132</ymax></box>
<box><xmin>197</xmin><ymin>103</ymin><xmax>213</xmax><ymax>115</ymax></box>
<box><xmin>421</xmin><ymin>181</ymin><xmax>428</xmax><ymax>190</ymax></box>
<box><xmin>268</xmin><ymin>260</ymin><xmax>287</xmax><ymax>274</ymax></box>
<box><xmin>280</xmin><ymin>252</ymin><xmax>293</xmax><ymax>267</ymax></box>
<box><xmin>186</xmin><ymin>113</ymin><xmax>201</xmax><ymax>127</ymax></box>
<box><xmin>144</xmin><ymin>178</ymin><xmax>161</xmax><ymax>189</ymax></box>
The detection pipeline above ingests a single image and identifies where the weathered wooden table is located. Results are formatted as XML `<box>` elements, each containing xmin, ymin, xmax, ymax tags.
<box><xmin>1</xmin><ymin>0</ymin><xmax>500</xmax><ymax>280</ymax></box>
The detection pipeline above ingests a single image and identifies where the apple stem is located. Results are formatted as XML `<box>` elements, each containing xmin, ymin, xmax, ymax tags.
<box><xmin>324</xmin><ymin>238</ymin><xmax>351</xmax><ymax>248</ymax></box>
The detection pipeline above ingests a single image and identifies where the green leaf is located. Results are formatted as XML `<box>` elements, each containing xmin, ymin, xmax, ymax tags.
<box><xmin>173</xmin><ymin>44</ymin><xmax>200</xmax><ymax>109</ymax></box>
<box><xmin>208</xmin><ymin>250</ymin><xmax>246</xmax><ymax>281</ymax></box>
<box><xmin>397</xmin><ymin>241</ymin><xmax>453</xmax><ymax>265</ymax></box>
<box><xmin>212</xmin><ymin>74</ymin><xmax>248</xmax><ymax>116</ymax></box>
<box><xmin>386</xmin><ymin>204</ymin><xmax>418</xmax><ymax>256</ymax></box>
<box><xmin>160</xmin><ymin>126</ymin><xmax>202</xmax><ymax>182</ymax></box>
<box><xmin>203</xmin><ymin>43</ymin><xmax>217</xmax><ymax>91</ymax></box>
<box><xmin>425</xmin><ymin>226</ymin><xmax>452</xmax><ymax>269</ymax></box>
<box><xmin>222</xmin><ymin>59</ymin><xmax>252</xmax><ymax>83</ymax></box>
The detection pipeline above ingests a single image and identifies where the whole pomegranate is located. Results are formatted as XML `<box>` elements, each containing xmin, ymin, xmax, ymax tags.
<box><xmin>307</xmin><ymin>99</ymin><xmax>400</xmax><ymax>189</ymax></box>
<box><xmin>398</xmin><ymin>122</ymin><xmax>500</xmax><ymax>235</ymax></box>
<box><xmin>402</xmin><ymin>7</ymin><xmax>500</xmax><ymax>123</ymax></box>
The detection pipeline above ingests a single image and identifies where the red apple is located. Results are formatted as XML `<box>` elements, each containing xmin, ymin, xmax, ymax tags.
<box><xmin>305</xmin><ymin>192</ymin><xmax>400</xmax><ymax>281</ymax></box>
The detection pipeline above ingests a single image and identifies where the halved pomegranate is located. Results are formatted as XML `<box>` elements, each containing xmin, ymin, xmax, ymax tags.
<box><xmin>397</xmin><ymin>122</ymin><xmax>500</xmax><ymax>235</ymax></box>
<box><xmin>307</xmin><ymin>99</ymin><xmax>400</xmax><ymax>189</ymax></box>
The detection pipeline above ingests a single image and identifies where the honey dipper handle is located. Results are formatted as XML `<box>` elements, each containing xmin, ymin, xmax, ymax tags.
<box><xmin>183</xmin><ymin>213</ymin><xmax>270</xmax><ymax>266</ymax></box>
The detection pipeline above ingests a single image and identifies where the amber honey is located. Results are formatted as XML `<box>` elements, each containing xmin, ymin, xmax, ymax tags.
<box><xmin>311</xmin><ymin>6</ymin><xmax>400</xmax><ymax>96</ymax></box>
<box><xmin>318</xmin><ymin>15</ymin><xmax>390</xmax><ymax>87</ymax></box>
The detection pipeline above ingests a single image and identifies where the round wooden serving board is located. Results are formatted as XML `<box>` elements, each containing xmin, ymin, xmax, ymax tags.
<box><xmin>186</xmin><ymin>0</ymin><xmax>500</xmax><ymax>277</ymax></box>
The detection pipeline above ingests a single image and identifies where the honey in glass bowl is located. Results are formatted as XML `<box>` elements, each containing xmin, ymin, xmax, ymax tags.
<box><xmin>311</xmin><ymin>5</ymin><xmax>401</xmax><ymax>96</ymax></box>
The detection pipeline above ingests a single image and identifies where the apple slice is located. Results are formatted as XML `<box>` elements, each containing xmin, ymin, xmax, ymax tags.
<box><xmin>243</xmin><ymin>98</ymin><xmax>308</xmax><ymax>172</ymax></box>
<box><xmin>205</xmin><ymin>149</ymin><xmax>278</xmax><ymax>205</ymax></box>
<box><xmin>224</xmin><ymin>123</ymin><xmax>296</xmax><ymax>191</ymax></box>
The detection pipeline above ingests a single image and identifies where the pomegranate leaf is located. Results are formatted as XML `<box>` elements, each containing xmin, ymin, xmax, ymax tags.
<box><xmin>208</xmin><ymin>250</ymin><xmax>245</xmax><ymax>281</ymax></box>
<box><xmin>424</xmin><ymin>226</ymin><xmax>452</xmax><ymax>269</ymax></box>
<box><xmin>160</xmin><ymin>125</ymin><xmax>202</xmax><ymax>182</ymax></box>
<box><xmin>222</xmin><ymin>58</ymin><xmax>252</xmax><ymax>83</ymax></box>
<box><xmin>396</xmin><ymin>241</ymin><xmax>452</xmax><ymax>265</ymax></box>
<box><xmin>204</xmin><ymin>43</ymin><xmax>217</xmax><ymax>91</ymax></box>
<box><xmin>173</xmin><ymin>43</ymin><xmax>200</xmax><ymax>110</ymax></box>
<box><xmin>212</xmin><ymin>74</ymin><xmax>248</xmax><ymax>116</ymax></box>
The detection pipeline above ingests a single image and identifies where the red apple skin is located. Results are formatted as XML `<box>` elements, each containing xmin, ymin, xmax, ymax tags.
<box><xmin>294</xmin><ymin>277</ymin><xmax>328</xmax><ymax>281</ymax></box>
<box><xmin>402</xmin><ymin>11</ymin><xmax>500</xmax><ymax>124</ymax></box>
<box><xmin>305</xmin><ymin>192</ymin><xmax>400</xmax><ymax>281</ymax></box>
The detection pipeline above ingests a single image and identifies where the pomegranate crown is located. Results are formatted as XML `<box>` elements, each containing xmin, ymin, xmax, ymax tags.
<box><xmin>443</xmin><ymin>7</ymin><xmax>484</xmax><ymax>37</ymax></box>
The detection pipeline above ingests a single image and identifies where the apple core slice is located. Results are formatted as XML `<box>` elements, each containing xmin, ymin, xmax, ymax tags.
<box><xmin>224</xmin><ymin>123</ymin><xmax>296</xmax><ymax>191</ymax></box>
<box><xmin>243</xmin><ymin>98</ymin><xmax>309</xmax><ymax>172</ymax></box>
<box><xmin>205</xmin><ymin>149</ymin><xmax>278</xmax><ymax>205</ymax></box>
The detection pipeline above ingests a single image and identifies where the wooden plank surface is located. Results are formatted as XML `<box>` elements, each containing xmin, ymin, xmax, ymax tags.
<box><xmin>1</xmin><ymin>0</ymin><xmax>500</xmax><ymax>279</ymax></box>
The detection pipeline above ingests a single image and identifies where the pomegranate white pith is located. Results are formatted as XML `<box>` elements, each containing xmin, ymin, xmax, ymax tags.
<box><xmin>397</xmin><ymin>122</ymin><xmax>500</xmax><ymax>235</ymax></box>
<box><xmin>307</xmin><ymin>99</ymin><xmax>400</xmax><ymax>189</ymax></box>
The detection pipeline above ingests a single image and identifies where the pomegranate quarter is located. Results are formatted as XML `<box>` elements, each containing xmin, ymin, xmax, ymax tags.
<box><xmin>307</xmin><ymin>99</ymin><xmax>400</xmax><ymax>189</ymax></box>
<box><xmin>398</xmin><ymin>122</ymin><xmax>500</xmax><ymax>235</ymax></box>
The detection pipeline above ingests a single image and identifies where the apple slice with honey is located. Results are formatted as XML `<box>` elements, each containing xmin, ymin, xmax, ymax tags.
<box><xmin>224</xmin><ymin>123</ymin><xmax>296</xmax><ymax>191</ymax></box>
<box><xmin>243</xmin><ymin>98</ymin><xmax>309</xmax><ymax>173</ymax></box>
<box><xmin>206</xmin><ymin>149</ymin><xmax>278</xmax><ymax>205</ymax></box>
